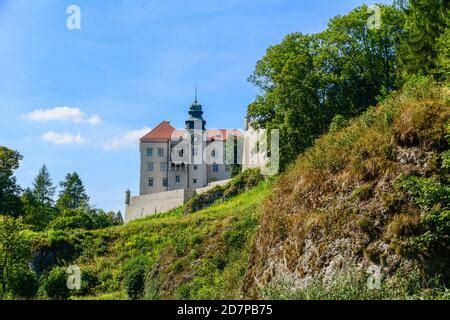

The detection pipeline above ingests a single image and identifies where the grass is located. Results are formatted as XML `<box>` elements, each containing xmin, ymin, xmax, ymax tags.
<box><xmin>260</xmin><ymin>269</ymin><xmax>450</xmax><ymax>300</ymax></box>
<box><xmin>64</xmin><ymin>181</ymin><xmax>271</xmax><ymax>299</ymax></box>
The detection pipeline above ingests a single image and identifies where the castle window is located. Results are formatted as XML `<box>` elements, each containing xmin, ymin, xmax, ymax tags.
<box><xmin>157</xmin><ymin>148</ymin><xmax>164</xmax><ymax>157</ymax></box>
<box><xmin>211</xmin><ymin>149</ymin><xmax>216</xmax><ymax>158</ymax></box>
<box><xmin>178</xmin><ymin>149</ymin><xmax>184</xmax><ymax>157</ymax></box>
<box><xmin>175</xmin><ymin>175</ymin><xmax>180</xmax><ymax>183</ymax></box>
<box><xmin>148</xmin><ymin>178</ymin><xmax>154</xmax><ymax>187</ymax></box>
<box><xmin>193</xmin><ymin>179</ymin><xmax>197</xmax><ymax>184</ymax></box>
<box><xmin>194</xmin><ymin>165</ymin><xmax>198</xmax><ymax>170</ymax></box>
<box><xmin>160</xmin><ymin>162</ymin><xmax>167</xmax><ymax>171</ymax></box>
<box><xmin>146</xmin><ymin>147</ymin><xmax>153</xmax><ymax>157</ymax></box>
<box><xmin>147</xmin><ymin>162</ymin><xmax>154</xmax><ymax>171</ymax></box>
<box><xmin>162</xmin><ymin>178</ymin><xmax>168</xmax><ymax>187</ymax></box>
<box><xmin>213</xmin><ymin>164</ymin><xmax>219</xmax><ymax>172</ymax></box>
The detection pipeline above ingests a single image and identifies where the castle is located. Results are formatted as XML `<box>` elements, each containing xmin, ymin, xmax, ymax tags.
<box><xmin>125</xmin><ymin>93</ymin><xmax>243</xmax><ymax>222</ymax></box>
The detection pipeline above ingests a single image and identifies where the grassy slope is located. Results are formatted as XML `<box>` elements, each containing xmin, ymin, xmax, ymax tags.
<box><xmin>31</xmin><ymin>79</ymin><xmax>447</xmax><ymax>300</ymax></box>
<box><xmin>71</xmin><ymin>182</ymin><xmax>270</xmax><ymax>299</ymax></box>
<box><xmin>243</xmin><ymin>78</ymin><xmax>450</xmax><ymax>299</ymax></box>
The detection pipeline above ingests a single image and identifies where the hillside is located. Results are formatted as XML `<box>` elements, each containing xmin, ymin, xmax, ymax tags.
<box><xmin>243</xmin><ymin>78</ymin><xmax>450</xmax><ymax>299</ymax></box>
<box><xmin>25</xmin><ymin>79</ymin><xmax>449</xmax><ymax>300</ymax></box>
<box><xmin>29</xmin><ymin>173</ymin><xmax>270</xmax><ymax>300</ymax></box>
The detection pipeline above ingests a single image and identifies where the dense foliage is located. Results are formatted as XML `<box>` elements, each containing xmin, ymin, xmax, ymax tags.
<box><xmin>397</xmin><ymin>0</ymin><xmax>449</xmax><ymax>80</ymax></box>
<box><xmin>247</xmin><ymin>5</ymin><xmax>405</xmax><ymax>171</ymax></box>
<box><xmin>0</xmin><ymin>154</ymin><xmax>122</xmax><ymax>299</ymax></box>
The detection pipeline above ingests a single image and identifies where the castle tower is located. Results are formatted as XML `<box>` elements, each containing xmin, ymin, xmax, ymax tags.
<box><xmin>185</xmin><ymin>88</ymin><xmax>207</xmax><ymax>188</ymax></box>
<box><xmin>185</xmin><ymin>87</ymin><xmax>206</xmax><ymax>130</ymax></box>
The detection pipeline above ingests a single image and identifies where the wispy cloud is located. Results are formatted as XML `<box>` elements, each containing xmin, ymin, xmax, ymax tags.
<box><xmin>41</xmin><ymin>131</ymin><xmax>87</xmax><ymax>145</ymax></box>
<box><xmin>23</xmin><ymin>106</ymin><xmax>101</xmax><ymax>125</ymax></box>
<box><xmin>103</xmin><ymin>127</ymin><xmax>151</xmax><ymax>150</ymax></box>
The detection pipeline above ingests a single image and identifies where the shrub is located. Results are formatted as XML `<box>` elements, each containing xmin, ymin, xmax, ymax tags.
<box><xmin>184</xmin><ymin>186</ymin><xmax>224</xmax><ymax>214</ymax></box>
<box><xmin>73</xmin><ymin>269</ymin><xmax>99</xmax><ymax>296</ymax></box>
<box><xmin>397</xmin><ymin>175</ymin><xmax>449</xmax><ymax>209</ymax></box>
<box><xmin>47</xmin><ymin>209</ymin><xmax>95</xmax><ymax>230</ymax></box>
<box><xmin>122</xmin><ymin>256</ymin><xmax>149</xmax><ymax>300</ymax></box>
<box><xmin>414</xmin><ymin>209</ymin><xmax>450</xmax><ymax>250</ymax></box>
<box><xmin>42</xmin><ymin>266</ymin><xmax>71</xmax><ymax>300</ymax></box>
<box><xmin>9</xmin><ymin>267</ymin><xmax>39</xmax><ymax>299</ymax></box>
<box><xmin>184</xmin><ymin>169</ymin><xmax>264</xmax><ymax>214</ymax></box>
<box><xmin>329</xmin><ymin>115</ymin><xmax>350</xmax><ymax>133</ymax></box>
<box><xmin>222</xmin><ymin>169</ymin><xmax>264</xmax><ymax>200</ymax></box>
<box><xmin>397</xmin><ymin>175</ymin><xmax>450</xmax><ymax>252</ymax></box>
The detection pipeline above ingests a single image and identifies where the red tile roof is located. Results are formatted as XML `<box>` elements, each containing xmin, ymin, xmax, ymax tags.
<box><xmin>141</xmin><ymin>122</ymin><xmax>243</xmax><ymax>142</ymax></box>
<box><xmin>140</xmin><ymin>121</ymin><xmax>176</xmax><ymax>142</ymax></box>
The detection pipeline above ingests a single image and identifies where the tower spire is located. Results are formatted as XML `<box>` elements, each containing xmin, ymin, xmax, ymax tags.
<box><xmin>194</xmin><ymin>86</ymin><xmax>198</xmax><ymax>103</ymax></box>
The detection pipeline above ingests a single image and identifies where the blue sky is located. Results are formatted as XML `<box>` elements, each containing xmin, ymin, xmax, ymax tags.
<box><xmin>0</xmin><ymin>0</ymin><xmax>392</xmax><ymax>213</ymax></box>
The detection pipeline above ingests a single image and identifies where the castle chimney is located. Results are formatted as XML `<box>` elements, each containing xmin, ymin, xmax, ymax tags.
<box><xmin>125</xmin><ymin>189</ymin><xmax>131</xmax><ymax>205</ymax></box>
<box><xmin>244</xmin><ymin>115</ymin><xmax>249</xmax><ymax>131</ymax></box>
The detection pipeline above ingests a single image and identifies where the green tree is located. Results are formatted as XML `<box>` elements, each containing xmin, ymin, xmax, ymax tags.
<box><xmin>435</xmin><ymin>27</ymin><xmax>449</xmax><ymax>80</ymax></box>
<box><xmin>398</xmin><ymin>0</ymin><xmax>449</xmax><ymax>80</ymax></box>
<box><xmin>32</xmin><ymin>165</ymin><xmax>56</xmax><ymax>206</ymax></box>
<box><xmin>0</xmin><ymin>147</ymin><xmax>23</xmax><ymax>217</ymax></box>
<box><xmin>0</xmin><ymin>217</ymin><xmax>34</xmax><ymax>298</ymax></box>
<box><xmin>247</xmin><ymin>5</ymin><xmax>404</xmax><ymax>170</ymax></box>
<box><xmin>56</xmin><ymin>173</ymin><xmax>89</xmax><ymax>210</ymax></box>
<box><xmin>90</xmin><ymin>209</ymin><xmax>123</xmax><ymax>229</ymax></box>
<box><xmin>22</xmin><ymin>189</ymin><xmax>57</xmax><ymax>231</ymax></box>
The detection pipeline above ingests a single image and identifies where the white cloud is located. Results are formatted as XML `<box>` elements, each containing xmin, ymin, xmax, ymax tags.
<box><xmin>23</xmin><ymin>106</ymin><xmax>101</xmax><ymax>125</ymax></box>
<box><xmin>41</xmin><ymin>131</ymin><xmax>87</xmax><ymax>145</ymax></box>
<box><xmin>87</xmin><ymin>114</ymin><xmax>101</xmax><ymax>125</ymax></box>
<box><xmin>103</xmin><ymin>127</ymin><xmax>151</xmax><ymax>150</ymax></box>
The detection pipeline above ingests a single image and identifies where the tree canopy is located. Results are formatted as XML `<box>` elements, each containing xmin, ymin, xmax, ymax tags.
<box><xmin>57</xmin><ymin>172</ymin><xmax>90</xmax><ymax>210</ymax></box>
<box><xmin>398</xmin><ymin>0</ymin><xmax>449</xmax><ymax>80</ymax></box>
<box><xmin>247</xmin><ymin>5</ymin><xmax>405</xmax><ymax>170</ymax></box>
<box><xmin>0</xmin><ymin>147</ymin><xmax>23</xmax><ymax>217</ymax></box>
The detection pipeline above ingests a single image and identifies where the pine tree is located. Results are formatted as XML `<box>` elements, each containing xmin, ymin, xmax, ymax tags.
<box><xmin>32</xmin><ymin>165</ymin><xmax>56</xmax><ymax>205</ymax></box>
<box><xmin>56</xmin><ymin>172</ymin><xmax>89</xmax><ymax>210</ymax></box>
<box><xmin>398</xmin><ymin>0</ymin><xmax>449</xmax><ymax>79</ymax></box>
<box><xmin>116</xmin><ymin>210</ymin><xmax>124</xmax><ymax>224</ymax></box>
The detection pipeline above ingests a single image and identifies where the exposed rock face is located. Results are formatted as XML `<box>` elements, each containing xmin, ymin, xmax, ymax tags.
<box><xmin>242</xmin><ymin>87</ymin><xmax>449</xmax><ymax>297</ymax></box>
